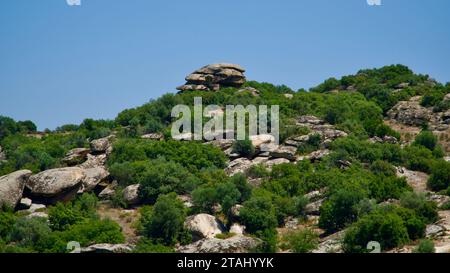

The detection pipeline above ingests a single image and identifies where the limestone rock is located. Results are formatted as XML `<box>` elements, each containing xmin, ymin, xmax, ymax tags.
<box><xmin>426</xmin><ymin>224</ymin><xmax>445</xmax><ymax>238</ymax></box>
<box><xmin>177</xmin><ymin>235</ymin><xmax>261</xmax><ymax>253</ymax></box>
<box><xmin>230</xmin><ymin>204</ymin><xmax>243</xmax><ymax>218</ymax></box>
<box><xmin>19</xmin><ymin>198</ymin><xmax>32</xmax><ymax>209</ymax></box>
<box><xmin>26</xmin><ymin>167</ymin><xmax>85</xmax><ymax>198</ymax></box>
<box><xmin>185</xmin><ymin>214</ymin><xmax>226</xmax><ymax>241</ymax></box>
<box><xmin>0</xmin><ymin>170</ymin><xmax>32</xmax><ymax>208</ymax></box>
<box><xmin>177</xmin><ymin>64</ymin><xmax>246</xmax><ymax>92</ymax></box>
<box><xmin>80</xmin><ymin>153</ymin><xmax>108</xmax><ymax>169</ymax></box>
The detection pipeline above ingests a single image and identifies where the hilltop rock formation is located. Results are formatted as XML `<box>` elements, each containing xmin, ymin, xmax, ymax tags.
<box><xmin>177</xmin><ymin>63</ymin><xmax>246</xmax><ymax>92</ymax></box>
<box><xmin>0</xmin><ymin>170</ymin><xmax>32</xmax><ymax>208</ymax></box>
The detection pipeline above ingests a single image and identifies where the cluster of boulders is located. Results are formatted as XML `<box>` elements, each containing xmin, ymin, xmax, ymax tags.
<box><xmin>387</xmin><ymin>96</ymin><xmax>433</xmax><ymax>127</ymax></box>
<box><xmin>179</xmin><ymin>213</ymin><xmax>260</xmax><ymax>253</ymax></box>
<box><xmin>0</xmin><ymin>136</ymin><xmax>115</xmax><ymax>216</ymax></box>
<box><xmin>177</xmin><ymin>63</ymin><xmax>246</xmax><ymax>92</ymax></box>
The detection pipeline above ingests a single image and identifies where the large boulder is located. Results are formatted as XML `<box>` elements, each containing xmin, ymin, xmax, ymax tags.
<box><xmin>177</xmin><ymin>235</ymin><xmax>261</xmax><ymax>253</ymax></box>
<box><xmin>62</xmin><ymin>148</ymin><xmax>90</xmax><ymax>166</ymax></box>
<box><xmin>177</xmin><ymin>64</ymin><xmax>246</xmax><ymax>92</ymax></box>
<box><xmin>123</xmin><ymin>184</ymin><xmax>141</xmax><ymax>206</ymax></box>
<box><xmin>80</xmin><ymin>154</ymin><xmax>108</xmax><ymax>169</ymax></box>
<box><xmin>26</xmin><ymin>167</ymin><xmax>85</xmax><ymax>200</ymax></box>
<box><xmin>81</xmin><ymin>167</ymin><xmax>109</xmax><ymax>192</ymax></box>
<box><xmin>0</xmin><ymin>170</ymin><xmax>32</xmax><ymax>208</ymax></box>
<box><xmin>185</xmin><ymin>214</ymin><xmax>226</xmax><ymax>241</ymax></box>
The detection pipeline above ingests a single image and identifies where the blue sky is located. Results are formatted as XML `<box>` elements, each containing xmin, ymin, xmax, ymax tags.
<box><xmin>1</xmin><ymin>0</ymin><xmax>449</xmax><ymax>130</ymax></box>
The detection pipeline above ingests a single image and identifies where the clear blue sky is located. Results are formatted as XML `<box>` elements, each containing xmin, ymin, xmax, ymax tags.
<box><xmin>1</xmin><ymin>0</ymin><xmax>449</xmax><ymax>130</ymax></box>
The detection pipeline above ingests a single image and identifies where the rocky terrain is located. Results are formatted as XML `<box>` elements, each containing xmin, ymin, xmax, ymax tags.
<box><xmin>1</xmin><ymin>64</ymin><xmax>449</xmax><ymax>253</ymax></box>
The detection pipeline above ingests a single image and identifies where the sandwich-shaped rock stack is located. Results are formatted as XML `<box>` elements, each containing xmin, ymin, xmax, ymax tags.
<box><xmin>177</xmin><ymin>63</ymin><xmax>246</xmax><ymax>92</ymax></box>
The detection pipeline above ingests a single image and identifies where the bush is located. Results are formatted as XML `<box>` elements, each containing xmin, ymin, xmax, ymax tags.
<box><xmin>413</xmin><ymin>239</ymin><xmax>435</xmax><ymax>253</ymax></box>
<box><xmin>427</xmin><ymin>160</ymin><xmax>450</xmax><ymax>191</ymax></box>
<box><xmin>8</xmin><ymin>217</ymin><xmax>53</xmax><ymax>250</ymax></box>
<box><xmin>281</xmin><ymin>229</ymin><xmax>319</xmax><ymax>253</ymax></box>
<box><xmin>343</xmin><ymin>208</ymin><xmax>410</xmax><ymax>253</ymax></box>
<box><xmin>319</xmin><ymin>188</ymin><xmax>366</xmax><ymax>233</ymax></box>
<box><xmin>240</xmin><ymin>195</ymin><xmax>278</xmax><ymax>233</ymax></box>
<box><xmin>414</xmin><ymin>131</ymin><xmax>438</xmax><ymax>151</ymax></box>
<box><xmin>232</xmin><ymin>139</ymin><xmax>255</xmax><ymax>158</ymax></box>
<box><xmin>140</xmin><ymin>193</ymin><xmax>188</xmax><ymax>246</ymax></box>
<box><xmin>400</xmin><ymin>192</ymin><xmax>439</xmax><ymax>224</ymax></box>
<box><xmin>0</xmin><ymin>209</ymin><xmax>16</xmax><ymax>239</ymax></box>
<box><xmin>133</xmin><ymin>238</ymin><xmax>174</xmax><ymax>253</ymax></box>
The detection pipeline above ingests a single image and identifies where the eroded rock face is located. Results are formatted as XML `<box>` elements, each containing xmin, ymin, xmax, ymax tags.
<box><xmin>80</xmin><ymin>154</ymin><xmax>108</xmax><ymax>169</ymax></box>
<box><xmin>185</xmin><ymin>214</ymin><xmax>226</xmax><ymax>241</ymax></box>
<box><xmin>177</xmin><ymin>235</ymin><xmax>261</xmax><ymax>253</ymax></box>
<box><xmin>387</xmin><ymin>96</ymin><xmax>432</xmax><ymax>126</ymax></box>
<box><xmin>26</xmin><ymin>167</ymin><xmax>85</xmax><ymax>198</ymax></box>
<box><xmin>225</xmin><ymin>158</ymin><xmax>253</xmax><ymax>176</ymax></box>
<box><xmin>62</xmin><ymin>148</ymin><xmax>90</xmax><ymax>166</ymax></box>
<box><xmin>0</xmin><ymin>170</ymin><xmax>32</xmax><ymax>208</ymax></box>
<box><xmin>270</xmin><ymin>145</ymin><xmax>297</xmax><ymax>161</ymax></box>
<box><xmin>177</xmin><ymin>64</ymin><xmax>246</xmax><ymax>92</ymax></box>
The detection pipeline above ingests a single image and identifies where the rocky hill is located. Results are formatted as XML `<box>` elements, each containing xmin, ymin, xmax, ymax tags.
<box><xmin>0</xmin><ymin>64</ymin><xmax>449</xmax><ymax>253</ymax></box>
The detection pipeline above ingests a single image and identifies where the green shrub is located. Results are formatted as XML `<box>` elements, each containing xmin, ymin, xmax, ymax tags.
<box><xmin>400</xmin><ymin>192</ymin><xmax>439</xmax><ymax>224</ymax></box>
<box><xmin>232</xmin><ymin>139</ymin><xmax>255</xmax><ymax>158</ymax></box>
<box><xmin>427</xmin><ymin>160</ymin><xmax>450</xmax><ymax>191</ymax></box>
<box><xmin>413</xmin><ymin>239</ymin><xmax>435</xmax><ymax>253</ymax></box>
<box><xmin>0</xmin><ymin>209</ymin><xmax>16</xmax><ymax>239</ymax></box>
<box><xmin>343</xmin><ymin>208</ymin><xmax>410</xmax><ymax>253</ymax></box>
<box><xmin>414</xmin><ymin>131</ymin><xmax>438</xmax><ymax>151</ymax></box>
<box><xmin>140</xmin><ymin>193</ymin><xmax>188</xmax><ymax>246</ymax></box>
<box><xmin>133</xmin><ymin>238</ymin><xmax>175</xmax><ymax>253</ymax></box>
<box><xmin>240</xmin><ymin>194</ymin><xmax>278</xmax><ymax>233</ymax></box>
<box><xmin>281</xmin><ymin>229</ymin><xmax>319</xmax><ymax>253</ymax></box>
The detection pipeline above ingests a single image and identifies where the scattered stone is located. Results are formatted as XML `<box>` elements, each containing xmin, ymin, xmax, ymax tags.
<box><xmin>428</xmin><ymin>194</ymin><xmax>450</xmax><ymax>208</ymax></box>
<box><xmin>426</xmin><ymin>224</ymin><xmax>445</xmax><ymax>238</ymax></box>
<box><xmin>26</xmin><ymin>203</ymin><xmax>46</xmax><ymax>213</ymax></box>
<box><xmin>230</xmin><ymin>204</ymin><xmax>243</xmax><ymax>218</ymax></box>
<box><xmin>62</xmin><ymin>148</ymin><xmax>90</xmax><ymax>166</ymax></box>
<box><xmin>284</xmin><ymin>217</ymin><xmax>299</xmax><ymax>229</ymax></box>
<box><xmin>312</xmin><ymin>230</ymin><xmax>345</xmax><ymax>253</ymax></box>
<box><xmin>284</xmin><ymin>93</ymin><xmax>294</xmax><ymax>99</ymax></box>
<box><xmin>305</xmin><ymin>198</ymin><xmax>326</xmax><ymax>215</ymax></box>
<box><xmin>141</xmin><ymin>133</ymin><xmax>164</xmax><ymax>140</ymax></box>
<box><xmin>177</xmin><ymin>236</ymin><xmax>261</xmax><ymax>253</ymax></box>
<box><xmin>177</xmin><ymin>64</ymin><xmax>246</xmax><ymax>92</ymax></box>
<box><xmin>178</xmin><ymin>195</ymin><xmax>193</xmax><ymax>208</ymax></box>
<box><xmin>26</xmin><ymin>212</ymin><xmax>49</xmax><ymax>219</ymax></box>
<box><xmin>185</xmin><ymin>214</ymin><xmax>226</xmax><ymax>241</ymax></box>
<box><xmin>270</xmin><ymin>145</ymin><xmax>297</xmax><ymax>161</ymax></box>
<box><xmin>237</xmin><ymin>87</ymin><xmax>260</xmax><ymax>97</ymax></box>
<box><xmin>122</xmin><ymin>184</ymin><xmax>141</xmax><ymax>206</ymax></box>
<box><xmin>229</xmin><ymin>224</ymin><xmax>245</xmax><ymax>235</ymax></box>
<box><xmin>309</xmin><ymin>149</ymin><xmax>331</xmax><ymax>162</ymax></box>
<box><xmin>264</xmin><ymin>158</ymin><xmax>290</xmax><ymax>170</ymax></box>
<box><xmin>98</xmin><ymin>186</ymin><xmax>116</xmax><ymax>200</ymax></box>
<box><xmin>19</xmin><ymin>198</ymin><xmax>32</xmax><ymax>209</ymax></box>
<box><xmin>0</xmin><ymin>170</ymin><xmax>32</xmax><ymax>208</ymax></box>
<box><xmin>225</xmin><ymin>158</ymin><xmax>253</xmax><ymax>176</ymax></box>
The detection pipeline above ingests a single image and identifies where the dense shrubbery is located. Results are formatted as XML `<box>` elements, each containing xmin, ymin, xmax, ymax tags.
<box><xmin>0</xmin><ymin>116</ymin><xmax>37</xmax><ymax>141</ymax></box>
<box><xmin>139</xmin><ymin>193</ymin><xmax>190</xmax><ymax>246</ymax></box>
<box><xmin>0</xmin><ymin>194</ymin><xmax>124</xmax><ymax>253</ymax></box>
<box><xmin>280</xmin><ymin>229</ymin><xmax>319</xmax><ymax>253</ymax></box>
<box><xmin>108</xmin><ymin>139</ymin><xmax>227</xmax><ymax>173</ymax></box>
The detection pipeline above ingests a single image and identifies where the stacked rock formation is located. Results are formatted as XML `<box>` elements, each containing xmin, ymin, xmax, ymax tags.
<box><xmin>177</xmin><ymin>63</ymin><xmax>246</xmax><ymax>92</ymax></box>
